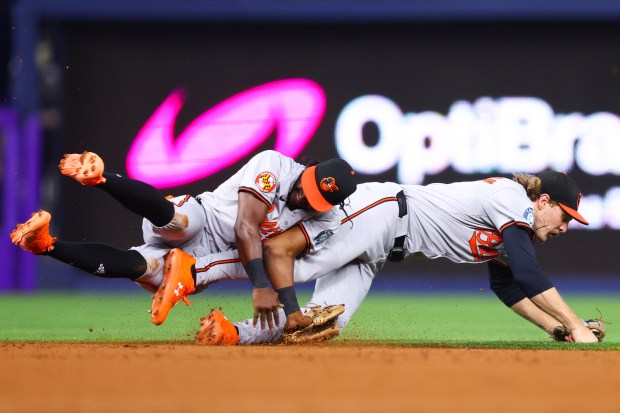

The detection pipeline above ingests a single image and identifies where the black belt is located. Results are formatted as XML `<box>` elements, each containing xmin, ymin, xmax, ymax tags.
<box><xmin>387</xmin><ymin>190</ymin><xmax>407</xmax><ymax>263</ymax></box>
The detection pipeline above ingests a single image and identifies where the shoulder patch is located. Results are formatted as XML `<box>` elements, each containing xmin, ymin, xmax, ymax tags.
<box><xmin>255</xmin><ymin>171</ymin><xmax>277</xmax><ymax>193</ymax></box>
<box><xmin>313</xmin><ymin>229</ymin><xmax>334</xmax><ymax>245</ymax></box>
<box><xmin>523</xmin><ymin>207</ymin><xmax>534</xmax><ymax>226</ymax></box>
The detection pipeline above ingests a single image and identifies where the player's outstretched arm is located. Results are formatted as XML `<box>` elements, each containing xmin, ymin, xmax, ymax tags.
<box><xmin>490</xmin><ymin>262</ymin><xmax>562</xmax><ymax>337</ymax></box>
<box><xmin>509</xmin><ymin>297</ymin><xmax>603</xmax><ymax>342</ymax></box>
<box><xmin>235</xmin><ymin>192</ymin><xmax>282</xmax><ymax>331</ymax></box>
<box><xmin>509</xmin><ymin>297</ymin><xmax>565</xmax><ymax>336</ymax></box>
<box><xmin>528</xmin><ymin>288</ymin><xmax>598</xmax><ymax>343</ymax></box>
<box><xmin>263</xmin><ymin>226</ymin><xmax>313</xmax><ymax>332</ymax></box>
<box><xmin>489</xmin><ymin>260</ymin><xmax>599</xmax><ymax>342</ymax></box>
<box><xmin>499</xmin><ymin>226</ymin><xmax>598</xmax><ymax>343</ymax></box>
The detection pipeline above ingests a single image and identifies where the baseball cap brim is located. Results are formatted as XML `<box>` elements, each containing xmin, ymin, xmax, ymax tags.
<box><xmin>301</xmin><ymin>165</ymin><xmax>333</xmax><ymax>212</ymax></box>
<box><xmin>558</xmin><ymin>202</ymin><xmax>589</xmax><ymax>225</ymax></box>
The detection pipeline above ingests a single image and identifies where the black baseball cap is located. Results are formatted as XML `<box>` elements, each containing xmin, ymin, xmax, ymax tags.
<box><xmin>538</xmin><ymin>170</ymin><xmax>588</xmax><ymax>225</ymax></box>
<box><xmin>301</xmin><ymin>158</ymin><xmax>356</xmax><ymax>212</ymax></box>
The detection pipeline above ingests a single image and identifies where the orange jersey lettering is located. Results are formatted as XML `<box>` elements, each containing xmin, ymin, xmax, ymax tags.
<box><xmin>482</xmin><ymin>177</ymin><xmax>504</xmax><ymax>185</ymax></box>
<box><xmin>468</xmin><ymin>229</ymin><xmax>502</xmax><ymax>261</ymax></box>
<box><xmin>260</xmin><ymin>220</ymin><xmax>283</xmax><ymax>239</ymax></box>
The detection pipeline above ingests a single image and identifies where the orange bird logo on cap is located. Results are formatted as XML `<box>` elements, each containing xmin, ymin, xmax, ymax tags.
<box><xmin>320</xmin><ymin>177</ymin><xmax>339</xmax><ymax>192</ymax></box>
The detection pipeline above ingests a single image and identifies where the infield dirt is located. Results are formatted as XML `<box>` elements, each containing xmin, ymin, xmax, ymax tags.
<box><xmin>1</xmin><ymin>343</ymin><xmax>618</xmax><ymax>413</ymax></box>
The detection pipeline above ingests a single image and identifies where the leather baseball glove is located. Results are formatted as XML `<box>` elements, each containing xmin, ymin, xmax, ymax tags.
<box><xmin>281</xmin><ymin>304</ymin><xmax>345</xmax><ymax>344</ymax></box>
<box><xmin>552</xmin><ymin>319</ymin><xmax>606</xmax><ymax>342</ymax></box>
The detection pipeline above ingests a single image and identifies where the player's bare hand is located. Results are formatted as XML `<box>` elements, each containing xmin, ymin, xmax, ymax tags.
<box><xmin>252</xmin><ymin>287</ymin><xmax>283</xmax><ymax>331</ymax></box>
<box><xmin>284</xmin><ymin>311</ymin><xmax>312</xmax><ymax>333</ymax></box>
<box><xmin>570</xmin><ymin>325</ymin><xmax>599</xmax><ymax>343</ymax></box>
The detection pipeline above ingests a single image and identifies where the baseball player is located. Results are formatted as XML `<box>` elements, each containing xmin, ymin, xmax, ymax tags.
<box><xmin>189</xmin><ymin>172</ymin><xmax>600</xmax><ymax>344</ymax></box>
<box><xmin>10</xmin><ymin>150</ymin><xmax>357</xmax><ymax>329</ymax></box>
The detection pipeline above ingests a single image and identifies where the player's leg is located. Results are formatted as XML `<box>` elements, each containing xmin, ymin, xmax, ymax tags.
<box><xmin>190</xmin><ymin>246</ymin><xmax>344</xmax><ymax>291</ymax></box>
<box><xmin>231</xmin><ymin>262</ymin><xmax>376</xmax><ymax>344</ymax></box>
<box><xmin>11</xmin><ymin>210</ymin><xmax>148</xmax><ymax>280</ymax></box>
<box><xmin>141</xmin><ymin>195</ymin><xmax>206</xmax><ymax>246</ymax></box>
<box><xmin>59</xmin><ymin>151</ymin><xmax>174</xmax><ymax>226</ymax></box>
<box><xmin>11</xmin><ymin>210</ymin><xmax>194</xmax><ymax>325</ymax></box>
<box><xmin>49</xmin><ymin>242</ymin><xmax>147</xmax><ymax>279</ymax></box>
<box><xmin>193</xmin><ymin>250</ymin><xmax>246</xmax><ymax>290</ymax></box>
<box><xmin>141</xmin><ymin>195</ymin><xmax>209</xmax><ymax>325</ymax></box>
<box><xmin>141</xmin><ymin>200</ymin><xmax>210</xmax><ymax>325</ymax></box>
<box><xmin>189</xmin><ymin>248</ymin><xmax>326</xmax><ymax>345</ymax></box>
<box><xmin>306</xmin><ymin>262</ymin><xmax>376</xmax><ymax>330</ymax></box>
<box><xmin>232</xmin><ymin>308</ymin><xmax>286</xmax><ymax>345</ymax></box>
<box><xmin>188</xmin><ymin>249</ymin><xmax>283</xmax><ymax>343</ymax></box>
<box><xmin>96</xmin><ymin>172</ymin><xmax>174</xmax><ymax>227</ymax></box>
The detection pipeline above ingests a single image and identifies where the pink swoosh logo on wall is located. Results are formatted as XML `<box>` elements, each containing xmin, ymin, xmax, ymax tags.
<box><xmin>126</xmin><ymin>79</ymin><xmax>326</xmax><ymax>188</ymax></box>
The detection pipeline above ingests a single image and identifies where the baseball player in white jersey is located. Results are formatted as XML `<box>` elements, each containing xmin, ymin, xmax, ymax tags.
<box><xmin>189</xmin><ymin>172</ymin><xmax>600</xmax><ymax>344</ymax></box>
<box><xmin>10</xmin><ymin>150</ymin><xmax>357</xmax><ymax>329</ymax></box>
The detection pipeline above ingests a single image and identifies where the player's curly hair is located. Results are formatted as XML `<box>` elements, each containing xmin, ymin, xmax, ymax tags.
<box><xmin>513</xmin><ymin>173</ymin><xmax>542</xmax><ymax>201</ymax></box>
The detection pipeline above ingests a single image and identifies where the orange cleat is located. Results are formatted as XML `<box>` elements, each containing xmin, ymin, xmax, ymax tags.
<box><xmin>195</xmin><ymin>309</ymin><xmax>240</xmax><ymax>346</ymax></box>
<box><xmin>59</xmin><ymin>151</ymin><xmax>106</xmax><ymax>186</ymax></box>
<box><xmin>151</xmin><ymin>248</ymin><xmax>196</xmax><ymax>326</ymax></box>
<box><xmin>10</xmin><ymin>210</ymin><xmax>57</xmax><ymax>254</ymax></box>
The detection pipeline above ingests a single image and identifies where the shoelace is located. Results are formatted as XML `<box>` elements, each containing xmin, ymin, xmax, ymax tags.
<box><xmin>594</xmin><ymin>307</ymin><xmax>612</xmax><ymax>325</ymax></box>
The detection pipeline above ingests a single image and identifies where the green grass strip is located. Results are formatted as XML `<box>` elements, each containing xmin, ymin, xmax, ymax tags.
<box><xmin>0</xmin><ymin>292</ymin><xmax>617</xmax><ymax>350</ymax></box>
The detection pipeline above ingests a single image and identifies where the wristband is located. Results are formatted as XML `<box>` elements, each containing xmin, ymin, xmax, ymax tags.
<box><xmin>276</xmin><ymin>286</ymin><xmax>301</xmax><ymax>316</ymax></box>
<box><xmin>244</xmin><ymin>258</ymin><xmax>270</xmax><ymax>288</ymax></box>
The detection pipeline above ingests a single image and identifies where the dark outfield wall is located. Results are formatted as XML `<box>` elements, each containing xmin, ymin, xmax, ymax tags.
<box><xmin>52</xmin><ymin>21</ymin><xmax>620</xmax><ymax>276</ymax></box>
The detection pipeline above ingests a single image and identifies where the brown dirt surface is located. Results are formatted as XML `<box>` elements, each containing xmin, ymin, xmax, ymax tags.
<box><xmin>1</xmin><ymin>342</ymin><xmax>619</xmax><ymax>413</ymax></box>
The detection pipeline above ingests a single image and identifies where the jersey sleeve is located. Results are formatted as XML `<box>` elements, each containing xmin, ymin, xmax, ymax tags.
<box><xmin>237</xmin><ymin>150</ymin><xmax>285</xmax><ymax>207</ymax></box>
<box><xmin>482</xmin><ymin>186</ymin><xmax>534</xmax><ymax>233</ymax></box>
<box><xmin>487</xmin><ymin>261</ymin><xmax>527</xmax><ymax>307</ymax></box>
<box><xmin>297</xmin><ymin>209</ymin><xmax>341</xmax><ymax>254</ymax></box>
<box><xmin>499</xmin><ymin>225</ymin><xmax>554</xmax><ymax>298</ymax></box>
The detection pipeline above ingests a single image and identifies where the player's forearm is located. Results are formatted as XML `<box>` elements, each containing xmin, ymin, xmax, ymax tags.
<box><xmin>234</xmin><ymin>222</ymin><xmax>270</xmax><ymax>289</ymax></box>
<box><xmin>529</xmin><ymin>287</ymin><xmax>584</xmax><ymax>331</ymax></box>
<box><xmin>264</xmin><ymin>253</ymin><xmax>295</xmax><ymax>289</ymax></box>
<box><xmin>234</xmin><ymin>222</ymin><xmax>263</xmax><ymax>265</ymax></box>
<box><xmin>264</xmin><ymin>252</ymin><xmax>301</xmax><ymax>317</ymax></box>
<box><xmin>509</xmin><ymin>297</ymin><xmax>561</xmax><ymax>335</ymax></box>
<box><xmin>263</xmin><ymin>241</ymin><xmax>299</xmax><ymax>289</ymax></box>
<box><xmin>263</xmin><ymin>227</ymin><xmax>309</xmax><ymax>317</ymax></box>
<box><xmin>263</xmin><ymin>226</ymin><xmax>308</xmax><ymax>288</ymax></box>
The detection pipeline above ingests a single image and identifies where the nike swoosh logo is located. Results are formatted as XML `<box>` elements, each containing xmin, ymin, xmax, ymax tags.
<box><xmin>125</xmin><ymin>79</ymin><xmax>326</xmax><ymax>188</ymax></box>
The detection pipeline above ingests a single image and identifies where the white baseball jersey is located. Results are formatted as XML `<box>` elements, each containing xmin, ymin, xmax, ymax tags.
<box><xmin>194</xmin><ymin>178</ymin><xmax>534</xmax><ymax>288</ymax></box>
<box><xmin>404</xmin><ymin>177</ymin><xmax>534</xmax><ymax>266</ymax></box>
<box><xmin>133</xmin><ymin>150</ymin><xmax>340</xmax><ymax>291</ymax></box>
<box><xmin>193</xmin><ymin>181</ymin><xmax>406</xmax><ymax>289</ymax></box>
<box><xmin>197</xmin><ymin>150</ymin><xmax>340</xmax><ymax>254</ymax></box>
<box><xmin>189</xmin><ymin>178</ymin><xmax>537</xmax><ymax>343</ymax></box>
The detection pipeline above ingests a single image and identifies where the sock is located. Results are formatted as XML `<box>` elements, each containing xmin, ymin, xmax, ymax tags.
<box><xmin>97</xmin><ymin>172</ymin><xmax>175</xmax><ymax>227</ymax></box>
<box><xmin>48</xmin><ymin>241</ymin><xmax>147</xmax><ymax>279</ymax></box>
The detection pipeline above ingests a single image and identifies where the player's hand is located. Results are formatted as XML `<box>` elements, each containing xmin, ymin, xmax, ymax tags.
<box><xmin>252</xmin><ymin>287</ymin><xmax>283</xmax><ymax>331</ymax></box>
<box><xmin>284</xmin><ymin>311</ymin><xmax>313</xmax><ymax>333</ymax></box>
<box><xmin>570</xmin><ymin>325</ymin><xmax>599</xmax><ymax>343</ymax></box>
